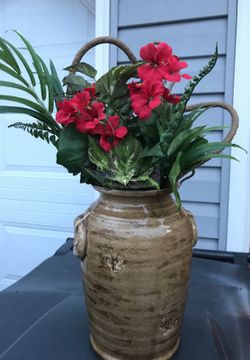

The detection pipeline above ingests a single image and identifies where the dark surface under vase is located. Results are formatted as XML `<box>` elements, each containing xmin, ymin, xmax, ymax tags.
<box><xmin>75</xmin><ymin>188</ymin><xmax>197</xmax><ymax>360</ymax></box>
<box><xmin>0</xmin><ymin>241</ymin><xmax>249</xmax><ymax>360</ymax></box>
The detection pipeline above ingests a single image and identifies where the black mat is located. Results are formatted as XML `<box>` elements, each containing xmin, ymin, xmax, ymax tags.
<box><xmin>0</xmin><ymin>243</ymin><xmax>249</xmax><ymax>360</ymax></box>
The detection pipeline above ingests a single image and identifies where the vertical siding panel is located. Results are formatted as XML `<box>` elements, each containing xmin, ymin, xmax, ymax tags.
<box><xmin>109</xmin><ymin>0</ymin><xmax>236</xmax><ymax>250</ymax></box>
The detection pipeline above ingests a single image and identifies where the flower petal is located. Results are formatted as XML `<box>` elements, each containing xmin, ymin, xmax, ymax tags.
<box><xmin>140</xmin><ymin>43</ymin><xmax>157</xmax><ymax>62</ymax></box>
<box><xmin>114</xmin><ymin>126</ymin><xmax>128</xmax><ymax>139</ymax></box>
<box><xmin>156</xmin><ymin>42</ymin><xmax>172</xmax><ymax>63</ymax></box>
<box><xmin>182</xmin><ymin>73</ymin><xmax>192</xmax><ymax>80</ymax></box>
<box><xmin>149</xmin><ymin>96</ymin><xmax>161</xmax><ymax>109</ymax></box>
<box><xmin>100</xmin><ymin>136</ymin><xmax>112</xmax><ymax>152</ymax></box>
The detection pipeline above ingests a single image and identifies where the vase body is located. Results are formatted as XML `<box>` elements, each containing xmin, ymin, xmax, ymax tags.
<box><xmin>74</xmin><ymin>188</ymin><xmax>197</xmax><ymax>360</ymax></box>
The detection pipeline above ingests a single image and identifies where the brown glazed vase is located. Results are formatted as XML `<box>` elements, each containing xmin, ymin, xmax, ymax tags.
<box><xmin>74</xmin><ymin>187</ymin><xmax>197</xmax><ymax>360</ymax></box>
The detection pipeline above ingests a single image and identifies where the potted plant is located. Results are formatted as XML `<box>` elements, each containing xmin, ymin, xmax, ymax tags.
<box><xmin>0</xmin><ymin>33</ymin><xmax>240</xmax><ymax>359</ymax></box>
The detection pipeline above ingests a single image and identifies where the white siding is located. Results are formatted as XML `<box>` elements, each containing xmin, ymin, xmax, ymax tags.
<box><xmin>0</xmin><ymin>0</ymin><xmax>96</xmax><ymax>289</ymax></box>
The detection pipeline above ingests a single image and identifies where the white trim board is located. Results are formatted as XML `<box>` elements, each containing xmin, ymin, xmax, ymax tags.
<box><xmin>227</xmin><ymin>0</ymin><xmax>250</xmax><ymax>252</ymax></box>
<box><xmin>95</xmin><ymin>0</ymin><xmax>111</xmax><ymax>78</ymax></box>
<box><xmin>94</xmin><ymin>0</ymin><xmax>111</xmax><ymax>201</ymax></box>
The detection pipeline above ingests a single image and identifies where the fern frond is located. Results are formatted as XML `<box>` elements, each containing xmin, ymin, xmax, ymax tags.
<box><xmin>175</xmin><ymin>44</ymin><xmax>218</xmax><ymax>115</ymax></box>
<box><xmin>8</xmin><ymin>121</ymin><xmax>58</xmax><ymax>147</ymax></box>
<box><xmin>159</xmin><ymin>45</ymin><xmax>219</xmax><ymax>153</ymax></box>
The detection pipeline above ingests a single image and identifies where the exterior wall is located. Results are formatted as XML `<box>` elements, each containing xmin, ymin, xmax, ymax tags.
<box><xmin>0</xmin><ymin>0</ymin><xmax>96</xmax><ymax>290</ymax></box>
<box><xmin>108</xmin><ymin>0</ymin><xmax>237</xmax><ymax>250</ymax></box>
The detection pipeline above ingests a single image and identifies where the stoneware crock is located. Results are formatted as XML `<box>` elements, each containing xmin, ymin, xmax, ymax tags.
<box><xmin>74</xmin><ymin>188</ymin><xmax>197</xmax><ymax>359</ymax></box>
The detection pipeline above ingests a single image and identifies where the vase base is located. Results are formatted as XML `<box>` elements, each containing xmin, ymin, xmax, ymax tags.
<box><xmin>90</xmin><ymin>334</ymin><xmax>180</xmax><ymax>360</ymax></box>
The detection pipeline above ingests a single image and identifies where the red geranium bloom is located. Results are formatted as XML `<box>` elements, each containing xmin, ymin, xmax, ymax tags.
<box><xmin>138</xmin><ymin>42</ymin><xmax>172</xmax><ymax>81</ymax></box>
<box><xmin>56</xmin><ymin>98</ymin><xmax>78</xmax><ymax>125</ymax></box>
<box><xmin>56</xmin><ymin>89</ymin><xmax>92</xmax><ymax>126</ymax></box>
<box><xmin>99</xmin><ymin>115</ymin><xmax>128</xmax><ymax>152</ymax></box>
<box><xmin>76</xmin><ymin>101</ymin><xmax>106</xmax><ymax>134</ymax></box>
<box><xmin>163</xmin><ymin>88</ymin><xmax>181</xmax><ymax>104</ymax></box>
<box><xmin>129</xmin><ymin>80</ymin><xmax>164</xmax><ymax>120</ymax></box>
<box><xmin>165</xmin><ymin>55</ymin><xmax>192</xmax><ymax>82</ymax></box>
<box><xmin>70</xmin><ymin>90</ymin><xmax>90</xmax><ymax>112</ymax></box>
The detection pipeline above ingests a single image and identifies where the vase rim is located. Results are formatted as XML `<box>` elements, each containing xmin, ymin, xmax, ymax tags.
<box><xmin>94</xmin><ymin>186</ymin><xmax>171</xmax><ymax>197</ymax></box>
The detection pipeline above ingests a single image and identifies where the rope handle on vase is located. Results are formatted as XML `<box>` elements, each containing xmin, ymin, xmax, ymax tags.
<box><xmin>71</xmin><ymin>36</ymin><xmax>137</xmax><ymax>67</ymax></box>
<box><xmin>179</xmin><ymin>101</ymin><xmax>239</xmax><ymax>184</ymax></box>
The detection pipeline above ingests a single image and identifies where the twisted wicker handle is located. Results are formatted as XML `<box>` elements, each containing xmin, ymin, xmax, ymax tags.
<box><xmin>179</xmin><ymin>101</ymin><xmax>239</xmax><ymax>181</ymax></box>
<box><xmin>185</xmin><ymin>101</ymin><xmax>239</xmax><ymax>144</ymax></box>
<box><xmin>71</xmin><ymin>36</ymin><xmax>137</xmax><ymax>67</ymax></box>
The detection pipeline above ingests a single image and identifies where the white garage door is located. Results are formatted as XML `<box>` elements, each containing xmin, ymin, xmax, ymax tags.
<box><xmin>0</xmin><ymin>0</ymin><xmax>96</xmax><ymax>290</ymax></box>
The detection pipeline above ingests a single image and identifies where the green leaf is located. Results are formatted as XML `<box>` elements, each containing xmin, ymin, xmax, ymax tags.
<box><xmin>158</xmin><ymin>102</ymin><xmax>174</xmax><ymax>129</ymax></box>
<box><xmin>108</xmin><ymin>136</ymin><xmax>155</xmax><ymax>186</ymax></box>
<box><xmin>0</xmin><ymin>94</ymin><xmax>47</xmax><ymax>113</ymax></box>
<box><xmin>144</xmin><ymin>176</ymin><xmax>160</xmax><ymax>190</ymax></box>
<box><xmin>49</xmin><ymin>59</ymin><xmax>64</xmax><ymax>96</ymax></box>
<box><xmin>3</xmin><ymin>38</ymin><xmax>36</xmax><ymax>86</ymax></box>
<box><xmin>0</xmin><ymin>94</ymin><xmax>59</xmax><ymax>131</ymax></box>
<box><xmin>168</xmin><ymin>152</ymin><xmax>183</xmax><ymax>209</ymax></box>
<box><xmin>37</xmin><ymin>55</ymin><xmax>54</xmax><ymax>113</ymax></box>
<box><xmin>13</xmin><ymin>30</ymin><xmax>47</xmax><ymax>99</ymax></box>
<box><xmin>141</xmin><ymin>143</ymin><xmax>165</xmax><ymax>157</ymax></box>
<box><xmin>56</xmin><ymin>124</ymin><xmax>90</xmax><ymax>175</ymax></box>
<box><xmin>0</xmin><ymin>37</ymin><xmax>20</xmax><ymax>73</ymax></box>
<box><xmin>80</xmin><ymin>168</ymin><xmax>106</xmax><ymax>186</ymax></box>
<box><xmin>96</xmin><ymin>63</ymin><xmax>141</xmax><ymax>113</ymax></box>
<box><xmin>0</xmin><ymin>105</ymin><xmax>45</xmax><ymax>121</ymax></box>
<box><xmin>0</xmin><ymin>105</ymin><xmax>60</xmax><ymax>133</ymax></box>
<box><xmin>62</xmin><ymin>74</ymin><xmax>90</xmax><ymax>95</ymax></box>
<box><xmin>64</xmin><ymin>62</ymin><xmax>97</xmax><ymax>79</ymax></box>
<box><xmin>203</xmin><ymin>126</ymin><xmax>229</xmax><ymax>132</ymax></box>
<box><xmin>190</xmin><ymin>153</ymin><xmax>239</xmax><ymax>164</ymax></box>
<box><xmin>0</xmin><ymin>80</ymin><xmax>36</xmax><ymax>98</ymax></box>
<box><xmin>0</xmin><ymin>63</ymin><xmax>29</xmax><ymax>87</ymax></box>
<box><xmin>111</xmin><ymin>136</ymin><xmax>143</xmax><ymax>174</ymax></box>
<box><xmin>178</xmin><ymin>106</ymin><xmax>211</xmax><ymax>134</ymax></box>
<box><xmin>138</xmin><ymin>112</ymin><xmax>160</xmax><ymax>147</ymax></box>
<box><xmin>181</xmin><ymin>142</ymin><xmax>234</xmax><ymax>168</ymax></box>
<box><xmin>110</xmin><ymin>170</ymin><xmax>136</xmax><ymax>186</ymax></box>
<box><xmin>88</xmin><ymin>136</ymin><xmax>110</xmax><ymax>171</ymax></box>
<box><xmin>167</xmin><ymin>126</ymin><xmax>206</xmax><ymax>156</ymax></box>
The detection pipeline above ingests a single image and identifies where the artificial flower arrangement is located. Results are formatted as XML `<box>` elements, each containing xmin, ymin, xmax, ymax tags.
<box><xmin>0</xmin><ymin>32</ymin><xmax>239</xmax><ymax>207</ymax></box>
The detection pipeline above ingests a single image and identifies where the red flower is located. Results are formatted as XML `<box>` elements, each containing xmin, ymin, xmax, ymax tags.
<box><xmin>70</xmin><ymin>90</ymin><xmax>90</xmax><ymax>112</ymax></box>
<box><xmin>99</xmin><ymin>115</ymin><xmax>128</xmax><ymax>152</ymax></box>
<box><xmin>56</xmin><ymin>98</ymin><xmax>78</xmax><ymax>125</ymax></box>
<box><xmin>76</xmin><ymin>101</ymin><xmax>106</xmax><ymax>134</ymax></box>
<box><xmin>56</xmin><ymin>89</ymin><xmax>92</xmax><ymax>126</ymax></box>
<box><xmin>129</xmin><ymin>80</ymin><xmax>164</xmax><ymax>120</ymax></box>
<box><xmin>165</xmin><ymin>55</ymin><xmax>192</xmax><ymax>82</ymax></box>
<box><xmin>163</xmin><ymin>88</ymin><xmax>181</xmax><ymax>104</ymax></box>
<box><xmin>55</xmin><ymin>88</ymin><xmax>106</xmax><ymax>135</ymax></box>
<box><xmin>138</xmin><ymin>42</ymin><xmax>172</xmax><ymax>81</ymax></box>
